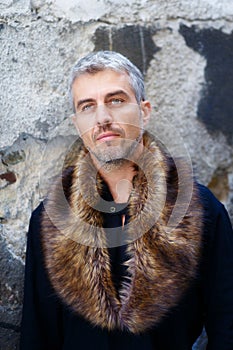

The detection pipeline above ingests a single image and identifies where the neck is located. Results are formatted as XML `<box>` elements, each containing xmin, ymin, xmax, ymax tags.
<box><xmin>90</xmin><ymin>140</ymin><xmax>145</xmax><ymax>203</ymax></box>
<box><xmin>99</xmin><ymin>160</ymin><xmax>137</xmax><ymax>203</ymax></box>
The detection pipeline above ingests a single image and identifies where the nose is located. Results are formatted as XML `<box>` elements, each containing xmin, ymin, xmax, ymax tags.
<box><xmin>95</xmin><ymin>104</ymin><xmax>113</xmax><ymax>125</ymax></box>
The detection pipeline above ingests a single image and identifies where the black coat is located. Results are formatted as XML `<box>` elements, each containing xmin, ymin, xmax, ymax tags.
<box><xmin>20</xmin><ymin>184</ymin><xmax>233</xmax><ymax>350</ymax></box>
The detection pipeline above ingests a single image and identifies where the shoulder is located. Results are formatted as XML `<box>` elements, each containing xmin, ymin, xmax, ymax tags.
<box><xmin>30</xmin><ymin>166</ymin><xmax>75</xmax><ymax>223</ymax></box>
<box><xmin>27</xmin><ymin>203</ymin><xmax>45</xmax><ymax>253</ymax></box>
<box><xmin>31</xmin><ymin>201</ymin><xmax>44</xmax><ymax>219</ymax></box>
<box><xmin>29</xmin><ymin>202</ymin><xmax>45</xmax><ymax>231</ymax></box>
<box><xmin>28</xmin><ymin>165</ymin><xmax>76</xmax><ymax>240</ymax></box>
<box><xmin>197</xmin><ymin>183</ymin><xmax>223</xmax><ymax>217</ymax></box>
<box><xmin>197</xmin><ymin>183</ymin><xmax>232</xmax><ymax>241</ymax></box>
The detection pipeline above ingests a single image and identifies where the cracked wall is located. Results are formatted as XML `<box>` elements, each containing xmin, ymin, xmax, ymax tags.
<box><xmin>1</xmin><ymin>0</ymin><xmax>233</xmax><ymax>348</ymax></box>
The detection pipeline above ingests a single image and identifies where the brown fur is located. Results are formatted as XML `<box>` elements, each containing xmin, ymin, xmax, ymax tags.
<box><xmin>41</xmin><ymin>132</ymin><xmax>203</xmax><ymax>334</ymax></box>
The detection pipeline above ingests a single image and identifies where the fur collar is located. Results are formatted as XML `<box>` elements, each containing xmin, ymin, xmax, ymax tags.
<box><xmin>41</xmin><ymin>132</ymin><xmax>203</xmax><ymax>334</ymax></box>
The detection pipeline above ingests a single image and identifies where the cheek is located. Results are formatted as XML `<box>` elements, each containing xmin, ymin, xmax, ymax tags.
<box><xmin>123</xmin><ymin>113</ymin><xmax>142</xmax><ymax>132</ymax></box>
<box><xmin>80</xmin><ymin>131</ymin><xmax>93</xmax><ymax>146</ymax></box>
<box><xmin>76</xmin><ymin>119</ymin><xmax>92</xmax><ymax>137</ymax></box>
<box><xmin>78</xmin><ymin>126</ymin><xmax>95</xmax><ymax>149</ymax></box>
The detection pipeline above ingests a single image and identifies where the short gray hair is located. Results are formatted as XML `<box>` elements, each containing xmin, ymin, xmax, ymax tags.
<box><xmin>69</xmin><ymin>51</ymin><xmax>145</xmax><ymax>111</ymax></box>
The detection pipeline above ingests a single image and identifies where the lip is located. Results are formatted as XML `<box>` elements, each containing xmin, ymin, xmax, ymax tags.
<box><xmin>96</xmin><ymin>132</ymin><xmax>120</xmax><ymax>142</ymax></box>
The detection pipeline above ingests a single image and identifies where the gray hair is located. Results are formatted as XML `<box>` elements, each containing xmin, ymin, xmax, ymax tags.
<box><xmin>69</xmin><ymin>51</ymin><xmax>145</xmax><ymax>112</ymax></box>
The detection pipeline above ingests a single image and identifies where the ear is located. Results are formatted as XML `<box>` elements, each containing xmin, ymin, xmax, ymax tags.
<box><xmin>140</xmin><ymin>100</ymin><xmax>152</xmax><ymax>127</ymax></box>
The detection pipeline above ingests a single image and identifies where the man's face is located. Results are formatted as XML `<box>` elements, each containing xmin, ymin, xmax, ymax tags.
<box><xmin>72</xmin><ymin>69</ymin><xmax>151</xmax><ymax>164</ymax></box>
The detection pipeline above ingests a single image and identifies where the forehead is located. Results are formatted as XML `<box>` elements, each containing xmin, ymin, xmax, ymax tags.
<box><xmin>71</xmin><ymin>69</ymin><xmax>135</xmax><ymax>100</ymax></box>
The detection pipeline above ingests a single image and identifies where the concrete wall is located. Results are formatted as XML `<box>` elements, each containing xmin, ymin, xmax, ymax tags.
<box><xmin>0</xmin><ymin>0</ymin><xmax>233</xmax><ymax>348</ymax></box>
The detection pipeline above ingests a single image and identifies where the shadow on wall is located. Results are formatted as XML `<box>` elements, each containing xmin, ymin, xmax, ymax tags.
<box><xmin>93</xmin><ymin>25</ymin><xmax>160</xmax><ymax>75</ymax></box>
<box><xmin>179</xmin><ymin>24</ymin><xmax>233</xmax><ymax>145</ymax></box>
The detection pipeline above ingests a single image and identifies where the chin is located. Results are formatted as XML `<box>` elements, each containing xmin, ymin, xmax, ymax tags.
<box><xmin>101</xmin><ymin>158</ymin><xmax>129</xmax><ymax>171</ymax></box>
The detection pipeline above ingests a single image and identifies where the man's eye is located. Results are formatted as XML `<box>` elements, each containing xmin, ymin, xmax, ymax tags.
<box><xmin>81</xmin><ymin>104</ymin><xmax>94</xmax><ymax>112</ymax></box>
<box><xmin>109</xmin><ymin>98</ymin><xmax>124</xmax><ymax>105</ymax></box>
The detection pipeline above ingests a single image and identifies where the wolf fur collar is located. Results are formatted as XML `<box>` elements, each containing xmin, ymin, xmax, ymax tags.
<box><xmin>41</xmin><ymin>132</ymin><xmax>203</xmax><ymax>334</ymax></box>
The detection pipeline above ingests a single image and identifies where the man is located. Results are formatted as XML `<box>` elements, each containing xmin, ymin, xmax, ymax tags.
<box><xmin>20</xmin><ymin>51</ymin><xmax>233</xmax><ymax>349</ymax></box>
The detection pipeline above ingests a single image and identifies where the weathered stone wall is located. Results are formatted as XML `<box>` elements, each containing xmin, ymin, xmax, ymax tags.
<box><xmin>0</xmin><ymin>0</ymin><xmax>233</xmax><ymax>348</ymax></box>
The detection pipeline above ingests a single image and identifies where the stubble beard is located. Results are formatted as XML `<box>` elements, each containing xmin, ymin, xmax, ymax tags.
<box><xmin>87</xmin><ymin>130</ymin><xmax>144</xmax><ymax>171</ymax></box>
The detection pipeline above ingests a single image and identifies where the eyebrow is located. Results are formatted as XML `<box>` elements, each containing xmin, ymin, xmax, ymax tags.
<box><xmin>104</xmin><ymin>90</ymin><xmax>130</xmax><ymax>100</ymax></box>
<box><xmin>76</xmin><ymin>90</ymin><xmax>130</xmax><ymax>109</ymax></box>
